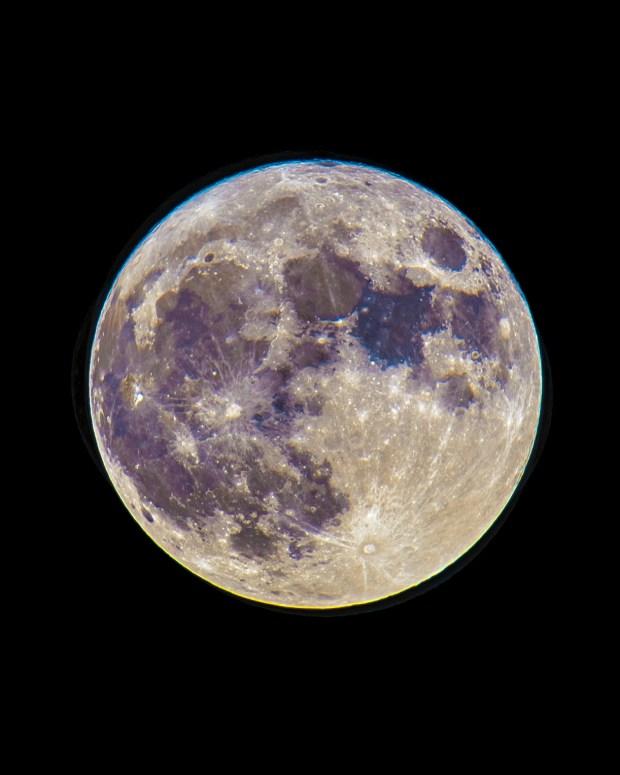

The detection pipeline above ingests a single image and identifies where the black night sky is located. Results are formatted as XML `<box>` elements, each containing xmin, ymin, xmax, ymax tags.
<box><xmin>59</xmin><ymin>81</ymin><xmax>568</xmax><ymax>689</ymax></box>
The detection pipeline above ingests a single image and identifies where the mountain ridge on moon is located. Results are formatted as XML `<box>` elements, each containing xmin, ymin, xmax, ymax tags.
<box><xmin>89</xmin><ymin>160</ymin><xmax>542</xmax><ymax>609</ymax></box>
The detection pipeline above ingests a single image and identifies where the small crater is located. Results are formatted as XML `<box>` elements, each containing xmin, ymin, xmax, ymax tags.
<box><xmin>142</xmin><ymin>508</ymin><xmax>154</xmax><ymax>523</ymax></box>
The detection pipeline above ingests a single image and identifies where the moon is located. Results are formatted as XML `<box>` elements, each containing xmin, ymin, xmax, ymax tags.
<box><xmin>89</xmin><ymin>160</ymin><xmax>542</xmax><ymax>610</ymax></box>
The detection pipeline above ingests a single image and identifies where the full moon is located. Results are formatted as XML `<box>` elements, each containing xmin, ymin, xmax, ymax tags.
<box><xmin>89</xmin><ymin>160</ymin><xmax>542</xmax><ymax>609</ymax></box>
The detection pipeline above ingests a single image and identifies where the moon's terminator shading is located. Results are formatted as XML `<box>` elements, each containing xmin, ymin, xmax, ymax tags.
<box><xmin>90</xmin><ymin>161</ymin><xmax>542</xmax><ymax>609</ymax></box>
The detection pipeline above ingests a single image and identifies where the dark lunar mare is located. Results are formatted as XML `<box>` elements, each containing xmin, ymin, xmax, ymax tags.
<box><xmin>97</xmin><ymin>259</ymin><xmax>350</xmax><ymax>547</ymax></box>
<box><xmin>447</xmin><ymin>290</ymin><xmax>500</xmax><ymax>359</ymax></box>
<box><xmin>422</xmin><ymin>225</ymin><xmax>467</xmax><ymax>271</ymax></box>
<box><xmin>284</xmin><ymin>245</ymin><xmax>367</xmax><ymax>321</ymax></box>
<box><xmin>352</xmin><ymin>277</ymin><xmax>443</xmax><ymax>370</ymax></box>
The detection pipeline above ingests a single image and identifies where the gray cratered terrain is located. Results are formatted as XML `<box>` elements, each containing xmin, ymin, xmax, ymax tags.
<box><xmin>89</xmin><ymin>161</ymin><xmax>542</xmax><ymax>608</ymax></box>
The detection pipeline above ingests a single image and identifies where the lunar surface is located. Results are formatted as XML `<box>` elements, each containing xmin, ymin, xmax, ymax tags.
<box><xmin>89</xmin><ymin>160</ymin><xmax>542</xmax><ymax>609</ymax></box>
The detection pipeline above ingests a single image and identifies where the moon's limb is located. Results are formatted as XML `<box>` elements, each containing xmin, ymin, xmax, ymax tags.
<box><xmin>89</xmin><ymin>161</ymin><xmax>542</xmax><ymax>609</ymax></box>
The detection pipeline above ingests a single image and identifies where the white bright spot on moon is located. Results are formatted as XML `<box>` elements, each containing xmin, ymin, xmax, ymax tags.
<box><xmin>499</xmin><ymin>318</ymin><xmax>511</xmax><ymax>339</ymax></box>
<box><xmin>224</xmin><ymin>402</ymin><xmax>243</xmax><ymax>421</ymax></box>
